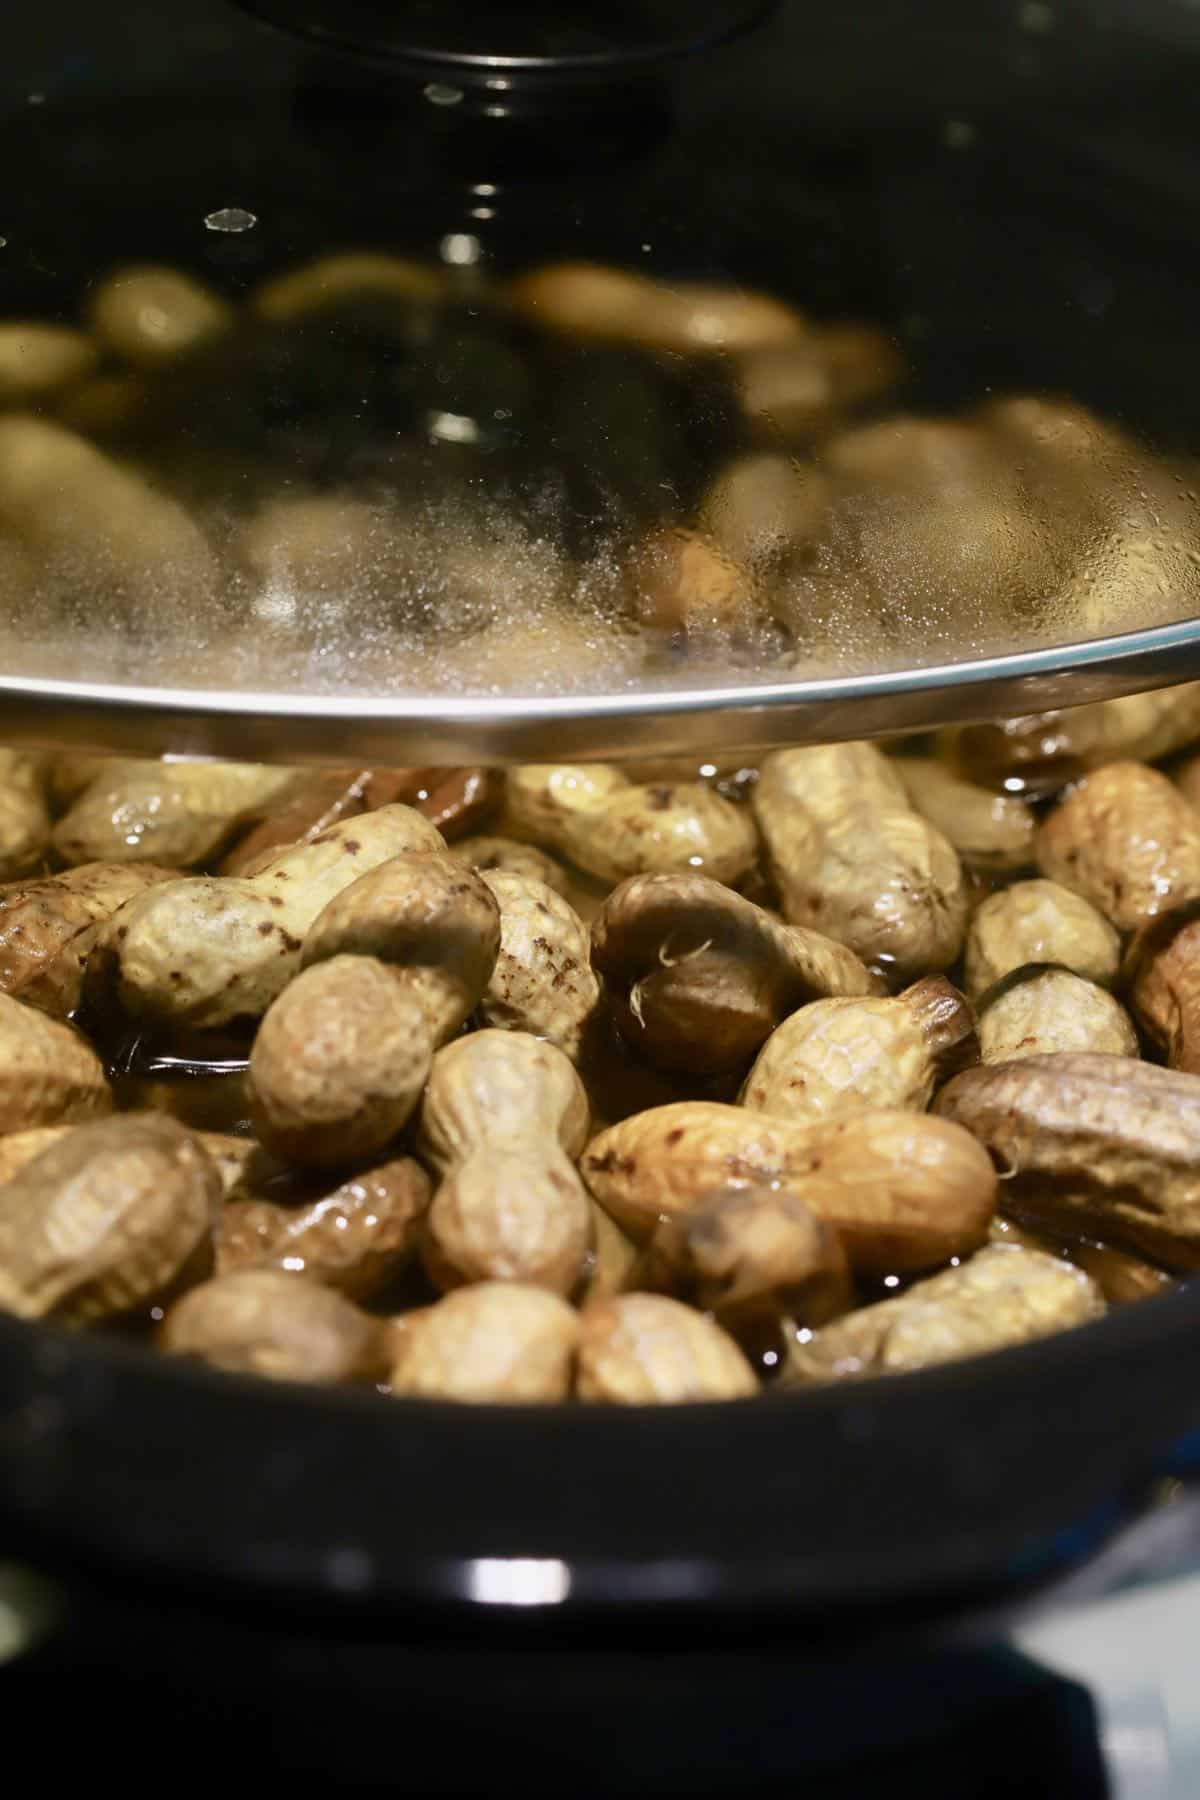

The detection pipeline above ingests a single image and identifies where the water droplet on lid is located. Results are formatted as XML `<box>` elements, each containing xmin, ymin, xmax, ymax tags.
<box><xmin>27</xmin><ymin>93</ymin><xmax>45</xmax><ymax>106</ymax></box>
<box><xmin>0</xmin><ymin>238</ymin><xmax>7</xmax><ymax>250</ymax></box>
<box><xmin>204</xmin><ymin>206</ymin><xmax>257</xmax><ymax>234</ymax></box>
<box><xmin>425</xmin><ymin>82</ymin><xmax>463</xmax><ymax>106</ymax></box>
<box><xmin>943</xmin><ymin>119</ymin><xmax>976</xmax><ymax>150</ymax></box>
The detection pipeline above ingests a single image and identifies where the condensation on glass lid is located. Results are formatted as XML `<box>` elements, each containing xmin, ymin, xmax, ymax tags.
<box><xmin>0</xmin><ymin>249</ymin><xmax>1197</xmax><ymax>702</ymax></box>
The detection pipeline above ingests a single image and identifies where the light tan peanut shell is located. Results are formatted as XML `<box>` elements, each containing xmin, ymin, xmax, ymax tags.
<box><xmin>247</xmin><ymin>956</ymin><xmax>433</xmax><ymax>1168</ymax></box>
<box><xmin>389</xmin><ymin>1281</ymin><xmax>579</xmax><ymax>1403</ymax></box>
<box><xmin>0</xmin><ymin>1126</ymin><xmax>71</xmax><ymax>1186</ymax></box>
<box><xmin>92</xmin><ymin>803</ymin><xmax>445</xmax><ymax>1030</ymax></box>
<box><xmin>161</xmin><ymin>1269</ymin><xmax>382</xmax><ymax>1383</ymax></box>
<box><xmin>477</xmin><ymin>871</ymin><xmax>599</xmax><ymax>1060</ymax></box>
<box><xmin>783</xmin><ymin>1244</ymin><xmax>1103</xmax><ymax>1383</ymax></box>
<box><xmin>0</xmin><ymin>1124</ymin><xmax>259</xmax><ymax>1194</ymax></box>
<box><xmin>577</xmin><ymin>1293</ymin><xmax>758</xmax><ymax>1403</ymax></box>
<box><xmin>52</xmin><ymin>760</ymin><xmax>298</xmax><ymax>869</ymax></box>
<box><xmin>581</xmin><ymin>1101</ymin><xmax>996</xmax><ymax>1272</ymax></box>
<box><xmin>637</xmin><ymin>1186</ymin><xmax>851</xmax><ymax>1332</ymax></box>
<box><xmin>753</xmin><ymin>743</ymin><xmax>968</xmax><ymax>978</ymax></box>
<box><xmin>508</xmin><ymin>261</ymin><xmax>805</xmax><ymax>354</ymax></box>
<box><xmin>452</xmin><ymin>835</ymin><xmax>570</xmax><ymax>896</ymax></box>
<box><xmin>740</xmin><ymin>976</ymin><xmax>976</xmax><ymax>1123</ymax></box>
<box><xmin>992</xmin><ymin>1212</ymin><xmax>1176</xmax><ymax>1307</ymax></box>
<box><xmin>935</xmin><ymin>1053</ymin><xmax>1200</xmax><ymax>1269</ymax></box>
<box><xmin>422</xmin><ymin>1145</ymin><xmax>593</xmax><ymax>1297</ymax></box>
<box><xmin>0</xmin><ymin>862</ymin><xmax>177</xmax><ymax>1020</ymax></box>
<box><xmin>893</xmin><ymin>755</ymin><xmax>1035</xmax><ymax>873</ymax></box>
<box><xmin>591</xmin><ymin>870</ymin><xmax>880</xmax><ymax>1077</ymax></box>
<box><xmin>505</xmin><ymin>764</ymin><xmax>758</xmax><ymax>887</ymax></box>
<box><xmin>976</xmin><ymin>966</ymin><xmax>1138</xmax><ymax>1063</ymax></box>
<box><xmin>216</xmin><ymin>1156</ymin><xmax>431</xmax><ymax>1299</ymax></box>
<box><xmin>417</xmin><ymin>1029</ymin><xmax>590</xmax><ymax>1175</ymax></box>
<box><xmin>1037</xmin><ymin>762</ymin><xmax>1200</xmax><ymax>931</ymax></box>
<box><xmin>0</xmin><ymin>750</ymin><xmax>50</xmax><ymax>880</ymax></box>
<box><xmin>964</xmin><ymin>878</ymin><xmax>1121</xmax><ymax>1000</ymax></box>
<box><xmin>88</xmin><ymin>265</ymin><xmax>233</xmax><ymax>366</ymax></box>
<box><xmin>0</xmin><ymin>1114</ymin><xmax>220</xmax><ymax>1322</ymax></box>
<box><xmin>0</xmin><ymin>323</ymin><xmax>97</xmax><ymax>402</ymax></box>
<box><xmin>1125</xmin><ymin>905</ymin><xmax>1200</xmax><ymax>1073</ymax></box>
<box><xmin>0</xmin><ymin>992</ymin><xmax>111</xmax><ymax>1131</ymax></box>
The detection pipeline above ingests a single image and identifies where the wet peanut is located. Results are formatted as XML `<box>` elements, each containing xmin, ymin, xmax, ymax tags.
<box><xmin>944</xmin><ymin>682</ymin><xmax>1200</xmax><ymax>796</ymax></box>
<box><xmin>53</xmin><ymin>760</ymin><xmax>298</xmax><ymax>868</ymax></box>
<box><xmin>1037</xmin><ymin>761</ymin><xmax>1200</xmax><ymax>931</ymax></box>
<box><xmin>626</xmin><ymin>526</ymin><xmax>755</xmax><ymax>635</ymax></box>
<box><xmin>0</xmin><ymin>992</ymin><xmax>111</xmax><ymax>1131</ymax></box>
<box><xmin>579</xmin><ymin>1199</ymin><xmax>640</xmax><ymax>1304</ymax></box>
<box><xmin>592</xmin><ymin>870</ymin><xmax>880</xmax><ymax>1077</ymax></box>
<box><xmin>977</xmin><ymin>966</ymin><xmax>1138</xmax><ymax>1063</ymax></box>
<box><xmin>637</xmin><ymin>1185</ymin><xmax>851</xmax><ymax>1334</ymax></box>
<box><xmin>161</xmin><ymin>1269</ymin><xmax>382</xmax><ymax>1383</ymax></box>
<box><xmin>893</xmin><ymin>756</ymin><xmax>1035</xmax><ymax>874</ymax></box>
<box><xmin>582</xmin><ymin>1101</ymin><xmax>996</xmax><ymax>1272</ymax></box>
<box><xmin>91</xmin><ymin>803</ymin><xmax>445</xmax><ymax>1031</ymax></box>
<box><xmin>577</xmin><ymin>1293</ymin><xmax>758</xmax><ymax>1403</ymax></box>
<box><xmin>753</xmin><ymin>743</ymin><xmax>969</xmax><ymax>979</ymax></box>
<box><xmin>509</xmin><ymin>262</ymin><xmax>805</xmax><ymax>354</ymax></box>
<box><xmin>0</xmin><ymin>1114</ymin><xmax>220</xmax><ymax>1322</ymax></box>
<box><xmin>389</xmin><ymin>1281</ymin><xmax>579</xmax><ymax>1403</ymax></box>
<box><xmin>505</xmin><ymin>764</ymin><xmax>758</xmax><ymax>888</ymax></box>
<box><xmin>1125</xmin><ymin>905</ymin><xmax>1200</xmax><ymax>1073</ymax></box>
<box><xmin>0</xmin><ymin>860</ymin><xmax>177</xmax><ymax>1019</ymax></box>
<box><xmin>0</xmin><ymin>750</ymin><xmax>49</xmax><ymax>883</ymax></box>
<box><xmin>964</xmin><ymin>878</ymin><xmax>1121</xmax><ymax>1001</ymax></box>
<box><xmin>477</xmin><ymin>871</ymin><xmax>599</xmax><ymax>1060</ymax></box>
<box><xmin>783</xmin><ymin>1244</ymin><xmax>1103</xmax><ymax>1382</ymax></box>
<box><xmin>700</xmin><ymin>453</ymin><xmax>830</xmax><ymax>571</ymax></box>
<box><xmin>740</xmin><ymin>976</ymin><xmax>977</xmax><ymax>1122</ymax></box>
<box><xmin>451</xmin><ymin>834</ymin><xmax>570</xmax><ymax>896</ymax></box>
<box><xmin>418</xmin><ymin>1031</ymin><xmax>592</xmax><ymax>1296</ymax></box>
<box><xmin>935</xmin><ymin>1053</ymin><xmax>1200</xmax><ymax>1268</ymax></box>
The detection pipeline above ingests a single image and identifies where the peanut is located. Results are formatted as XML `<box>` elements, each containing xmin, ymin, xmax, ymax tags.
<box><xmin>740</xmin><ymin>976</ymin><xmax>977</xmax><ymax>1123</ymax></box>
<box><xmin>753</xmin><ymin>743</ymin><xmax>969</xmax><ymax>978</ymax></box>
<box><xmin>505</xmin><ymin>764</ymin><xmax>758</xmax><ymax>888</ymax></box>
<box><xmin>248</xmin><ymin>853</ymin><xmax>500</xmax><ymax>1165</ymax></box>
<box><xmin>581</xmin><ymin>1101</ymin><xmax>996</xmax><ymax>1272</ymax></box>
<box><xmin>636</xmin><ymin>1185</ymin><xmax>851</xmax><ymax>1334</ymax></box>
<box><xmin>418</xmin><ymin>1031</ymin><xmax>592</xmax><ymax>1296</ymax></box>
<box><xmin>0</xmin><ymin>1114</ymin><xmax>219</xmax><ymax>1322</ymax></box>
<box><xmin>942</xmin><ymin>683</ymin><xmax>1200</xmax><ymax>797</ymax></box>
<box><xmin>579</xmin><ymin>1199</ymin><xmax>640</xmax><ymax>1304</ymax></box>
<box><xmin>451</xmin><ymin>835</ymin><xmax>570</xmax><ymax>896</ymax></box>
<box><xmin>88</xmin><ymin>265</ymin><xmax>232</xmax><ymax>367</ymax></box>
<box><xmin>0</xmin><ymin>750</ymin><xmax>51</xmax><ymax>880</ymax></box>
<box><xmin>591</xmin><ymin>870</ymin><xmax>880</xmax><ymax>1077</ymax></box>
<box><xmin>700</xmin><ymin>453</ymin><xmax>830</xmax><ymax>572</ymax></box>
<box><xmin>0</xmin><ymin>992</ymin><xmax>111</xmax><ymax>1131</ymax></box>
<box><xmin>893</xmin><ymin>756</ymin><xmax>1035</xmax><ymax>874</ymax></box>
<box><xmin>935</xmin><ymin>1053</ymin><xmax>1200</xmax><ymax>1268</ymax></box>
<box><xmin>221</xmin><ymin>1160</ymin><xmax>431</xmax><ymax>1308</ymax></box>
<box><xmin>477</xmin><ymin>871</ymin><xmax>599</xmax><ymax>1060</ymax></box>
<box><xmin>508</xmin><ymin>262</ymin><xmax>805</xmax><ymax>354</ymax></box>
<box><xmin>161</xmin><ymin>1269</ymin><xmax>383</xmax><ymax>1383</ymax></box>
<box><xmin>1125</xmin><ymin>904</ymin><xmax>1200</xmax><ymax>1074</ymax></box>
<box><xmin>90</xmin><ymin>802</ymin><xmax>444</xmax><ymax>1031</ymax></box>
<box><xmin>626</xmin><ymin>526</ymin><xmax>756</xmax><ymax>636</ymax></box>
<box><xmin>783</xmin><ymin>1244</ymin><xmax>1103</xmax><ymax>1382</ymax></box>
<box><xmin>1037</xmin><ymin>761</ymin><xmax>1200</xmax><ymax>931</ymax></box>
<box><xmin>964</xmin><ymin>878</ymin><xmax>1121</xmax><ymax>1000</ymax></box>
<box><xmin>577</xmin><ymin>1293</ymin><xmax>758</xmax><ymax>1403</ymax></box>
<box><xmin>389</xmin><ymin>1282</ymin><xmax>579</xmax><ymax>1403</ymax></box>
<box><xmin>0</xmin><ymin>861</ymin><xmax>177</xmax><ymax>1019</ymax></box>
<box><xmin>976</xmin><ymin>966</ymin><xmax>1138</xmax><ymax>1062</ymax></box>
<box><xmin>52</xmin><ymin>760</ymin><xmax>299</xmax><ymax>868</ymax></box>
<box><xmin>0</xmin><ymin>323</ymin><xmax>96</xmax><ymax>402</ymax></box>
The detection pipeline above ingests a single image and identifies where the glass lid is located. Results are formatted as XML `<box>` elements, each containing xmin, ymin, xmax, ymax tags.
<box><xmin>2</xmin><ymin>0</ymin><xmax>1200</xmax><ymax>760</ymax></box>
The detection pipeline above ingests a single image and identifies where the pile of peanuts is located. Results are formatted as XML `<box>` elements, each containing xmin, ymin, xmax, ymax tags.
<box><xmin>1</xmin><ymin>678</ymin><xmax>1199</xmax><ymax>1404</ymax></box>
